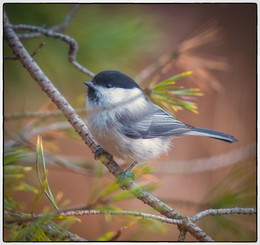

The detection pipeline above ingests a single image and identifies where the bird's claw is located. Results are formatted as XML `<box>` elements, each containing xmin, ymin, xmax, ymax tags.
<box><xmin>94</xmin><ymin>147</ymin><xmax>106</xmax><ymax>160</ymax></box>
<box><xmin>117</xmin><ymin>161</ymin><xmax>138</xmax><ymax>188</ymax></box>
<box><xmin>117</xmin><ymin>170</ymin><xmax>136</xmax><ymax>188</ymax></box>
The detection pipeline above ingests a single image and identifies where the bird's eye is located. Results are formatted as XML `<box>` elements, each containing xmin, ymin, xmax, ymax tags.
<box><xmin>106</xmin><ymin>83</ymin><xmax>113</xmax><ymax>88</ymax></box>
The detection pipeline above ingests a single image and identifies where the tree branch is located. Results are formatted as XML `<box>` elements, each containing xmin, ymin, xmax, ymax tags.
<box><xmin>15</xmin><ymin>4</ymin><xmax>80</xmax><ymax>39</ymax></box>
<box><xmin>178</xmin><ymin>229</ymin><xmax>187</xmax><ymax>241</ymax></box>
<box><xmin>6</xmin><ymin>206</ymin><xmax>255</xmax><ymax>241</ymax></box>
<box><xmin>4</xmin><ymin>209</ymin><xmax>181</xmax><ymax>226</ymax></box>
<box><xmin>42</xmin><ymin>222</ymin><xmax>88</xmax><ymax>241</ymax></box>
<box><xmin>190</xmin><ymin>207</ymin><xmax>257</xmax><ymax>223</ymax></box>
<box><xmin>184</xmin><ymin>218</ymin><xmax>214</xmax><ymax>242</ymax></box>
<box><xmin>50</xmin><ymin>4</ymin><xmax>81</xmax><ymax>32</ymax></box>
<box><xmin>10</xmin><ymin>206</ymin><xmax>255</xmax><ymax>242</ymax></box>
<box><xmin>61</xmin><ymin>209</ymin><xmax>182</xmax><ymax>225</ymax></box>
<box><xmin>12</xmin><ymin>24</ymin><xmax>95</xmax><ymax>77</ymax></box>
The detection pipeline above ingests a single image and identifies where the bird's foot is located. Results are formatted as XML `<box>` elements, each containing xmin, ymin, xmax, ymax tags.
<box><xmin>117</xmin><ymin>161</ymin><xmax>137</xmax><ymax>188</ymax></box>
<box><xmin>94</xmin><ymin>147</ymin><xmax>107</xmax><ymax>160</ymax></box>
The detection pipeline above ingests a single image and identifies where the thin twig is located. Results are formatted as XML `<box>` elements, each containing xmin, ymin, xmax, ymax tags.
<box><xmin>60</xmin><ymin>209</ymin><xmax>183</xmax><ymax>225</ymax></box>
<box><xmin>4</xmin><ymin>107</ymin><xmax>86</xmax><ymax>120</ymax></box>
<box><xmin>4</xmin><ymin>42</ymin><xmax>45</xmax><ymax>60</ymax></box>
<box><xmin>4</xmin><ymin>55</ymin><xmax>19</xmax><ymax>60</ymax></box>
<box><xmin>4</xmin><ymin>209</ymin><xmax>182</xmax><ymax>226</ymax></box>
<box><xmin>13</xmin><ymin>23</ymin><xmax>95</xmax><ymax>77</ymax></box>
<box><xmin>108</xmin><ymin>224</ymin><xmax>133</xmax><ymax>241</ymax></box>
<box><xmin>22</xmin><ymin>150</ymin><xmax>97</xmax><ymax>175</ymax></box>
<box><xmin>4</xmin><ymin>121</ymin><xmax>71</xmax><ymax>150</ymax></box>
<box><xmin>155</xmin><ymin>143</ymin><xmax>256</xmax><ymax>173</ymax></box>
<box><xmin>31</xmin><ymin>42</ymin><xmax>45</xmax><ymax>57</ymax></box>
<box><xmin>178</xmin><ymin>229</ymin><xmax>187</xmax><ymax>241</ymax></box>
<box><xmin>51</xmin><ymin>4</ymin><xmax>81</xmax><ymax>32</ymax></box>
<box><xmin>190</xmin><ymin>207</ymin><xmax>257</xmax><ymax>223</ymax></box>
<box><xmin>135</xmin><ymin>51</ymin><xmax>176</xmax><ymax>84</ymax></box>
<box><xmin>15</xmin><ymin>4</ymin><xmax>80</xmax><ymax>39</ymax></box>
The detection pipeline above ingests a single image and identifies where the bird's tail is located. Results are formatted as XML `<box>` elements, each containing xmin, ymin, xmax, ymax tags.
<box><xmin>184</xmin><ymin>127</ymin><xmax>238</xmax><ymax>143</ymax></box>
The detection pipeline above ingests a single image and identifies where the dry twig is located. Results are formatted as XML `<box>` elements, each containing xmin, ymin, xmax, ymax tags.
<box><xmin>4</xmin><ymin>107</ymin><xmax>86</xmax><ymax>120</ymax></box>
<box><xmin>13</xmin><ymin>23</ymin><xmax>95</xmax><ymax>77</ymax></box>
<box><xmin>190</xmin><ymin>207</ymin><xmax>257</xmax><ymax>222</ymax></box>
<box><xmin>4</xmin><ymin>42</ymin><xmax>45</xmax><ymax>60</ymax></box>
<box><xmin>155</xmin><ymin>143</ymin><xmax>256</xmax><ymax>173</ymax></box>
<box><xmin>15</xmin><ymin>4</ymin><xmax>80</xmax><ymax>39</ymax></box>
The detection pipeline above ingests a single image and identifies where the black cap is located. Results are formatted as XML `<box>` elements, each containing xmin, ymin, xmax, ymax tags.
<box><xmin>92</xmin><ymin>70</ymin><xmax>141</xmax><ymax>89</ymax></box>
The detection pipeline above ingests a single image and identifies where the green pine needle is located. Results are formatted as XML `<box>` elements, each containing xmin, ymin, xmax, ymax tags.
<box><xmin>32</xmin><ymin>135</ymin><xmax>59</xmax><ymax>213</ymax></box>
<box><xmin>147</xmin><ymin>71</ymin><xmax>203</xmax><ymax>114</ymax></box>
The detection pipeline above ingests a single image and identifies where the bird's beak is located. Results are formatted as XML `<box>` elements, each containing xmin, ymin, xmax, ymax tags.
<box><xmin>84</xmin><ymin>81</ymin><xmax>94</xmax><ymax>88</ymax></box>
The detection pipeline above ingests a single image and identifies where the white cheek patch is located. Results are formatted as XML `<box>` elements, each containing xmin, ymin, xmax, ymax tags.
<box><xmin>98</xmin><ymin>87</ymin><xmax>144</xmax><ymax>107</ymax></box>
<box><xmin>86</xmin><ymin>87</ymin><xmax>146</xmax><ymax>117</ymax></box>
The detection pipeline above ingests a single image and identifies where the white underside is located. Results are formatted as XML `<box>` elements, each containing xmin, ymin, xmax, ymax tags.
<box><xmin>86</xmin><ymin>86</ymin><xmax>173</xmax><ymax>162</ymax></box>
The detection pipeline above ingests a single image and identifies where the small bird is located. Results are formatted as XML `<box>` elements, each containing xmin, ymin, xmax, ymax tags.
<box><xmin>85</xmin><ymin>70</ymin><xmax>237</xmax><ymax>174</ymax></box>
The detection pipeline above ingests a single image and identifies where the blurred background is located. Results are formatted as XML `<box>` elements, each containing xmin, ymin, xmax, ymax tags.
<box><xmin>4</xmin><ymin>3</ymin><xmax>256</xmax><ymax>241</ymax></box>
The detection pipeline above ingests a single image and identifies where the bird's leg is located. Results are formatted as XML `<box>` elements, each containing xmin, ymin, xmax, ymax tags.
<box><xmin>124</xmin><ymin>161</ymin><xmax>138</xmax><ymax>173</ymax></box>
<box><xmin>117</xmin><ymin>161</ymin><xmax>137</xmax><ymax>187</ymax></box>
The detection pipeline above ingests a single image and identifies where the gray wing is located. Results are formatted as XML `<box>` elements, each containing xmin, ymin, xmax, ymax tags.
<box><xmin>118</xmin><ymin>103</ymin><xmax>194</xmax><ymax>139</ymax></box>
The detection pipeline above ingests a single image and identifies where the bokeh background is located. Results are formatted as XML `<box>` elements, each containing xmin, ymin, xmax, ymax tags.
<box><xmin>4</xmin><ymin>3</ymin><xmax>256</xmax><ymax>241</ymax></box>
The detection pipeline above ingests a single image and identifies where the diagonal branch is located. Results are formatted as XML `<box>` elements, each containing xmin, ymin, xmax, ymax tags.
<box><xmin>42</xmin><ymin>222</ymin><xmax>88</xmax><ymax>241</ymax></box>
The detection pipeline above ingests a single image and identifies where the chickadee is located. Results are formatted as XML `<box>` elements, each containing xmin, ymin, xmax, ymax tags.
<box><xmin>85</xmin><ymin>70</ymin><xmax>237</xmax><ymax>173</ymax></box>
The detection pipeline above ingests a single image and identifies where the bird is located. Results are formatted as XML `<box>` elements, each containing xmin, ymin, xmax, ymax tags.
<box><xmin>84</xmin><ymin>70</ymin><xmax>237</xmax><ymax>175</ymax></box>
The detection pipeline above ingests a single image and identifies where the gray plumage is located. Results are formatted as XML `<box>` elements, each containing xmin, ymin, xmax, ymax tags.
<box><xmin>85</xmin><ymin>71</ymin><xmax>237</xmax><ymax>162</ymax></box>
<box><xmin>118</xmin><ymin>101</ymin><xmax>236</xmax><ymax>142</ymax></box>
